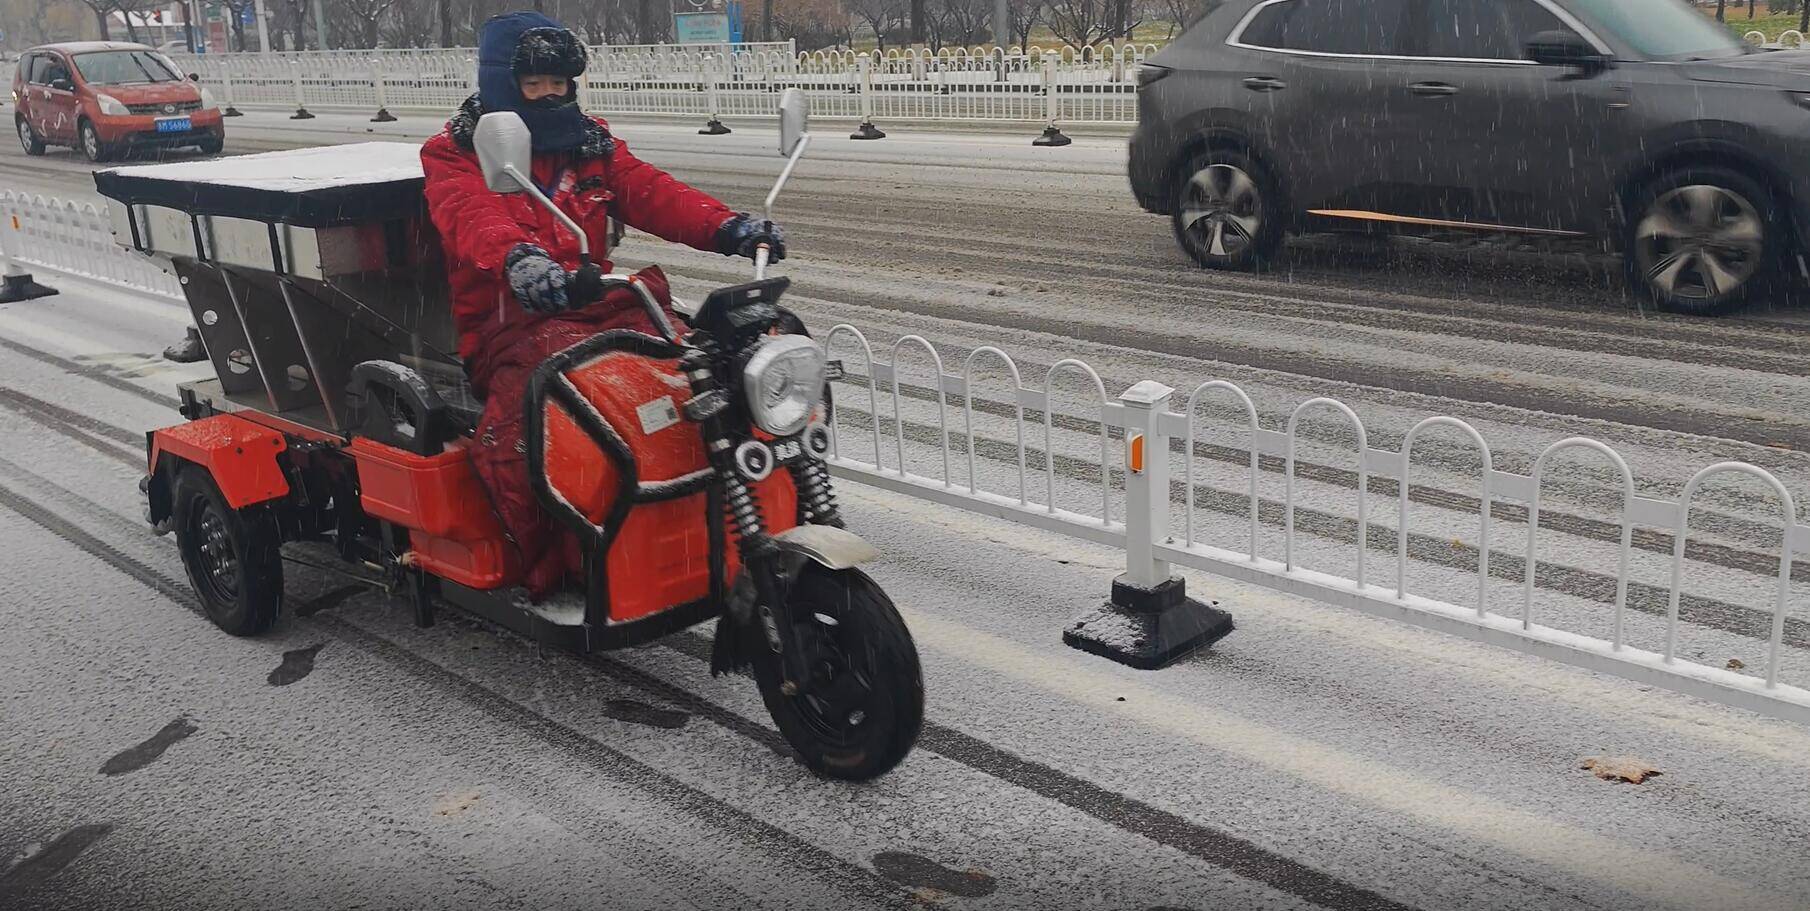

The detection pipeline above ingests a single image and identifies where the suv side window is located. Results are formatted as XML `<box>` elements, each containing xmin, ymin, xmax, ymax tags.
<box><xmin>1413</xmin><ymin>0</ymin><xmax>1575</xmax><ymax>60</ymax></box>
<box><xmin>1235</xmin><ymin>0</ymin><xmax>1412</xmax><ymax>56</ymax></box>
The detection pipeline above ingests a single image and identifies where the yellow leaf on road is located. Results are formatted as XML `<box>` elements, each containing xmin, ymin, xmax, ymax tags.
<box><xmin>1580</xmin><ymin>756</ymin><xmax>1662</xmax><ymax>784</ymax></box>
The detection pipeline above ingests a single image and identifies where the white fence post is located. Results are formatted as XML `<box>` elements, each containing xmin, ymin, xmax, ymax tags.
<box><xmin>0</xmin><ymin>201</ymin><xmax>59</xmax><ymax>303</ymax></box>
<box><xmin>290</xmin><ymin>69</ymin><xmax>314</xmax><ymax>119</ymax></box>
<box><xmin>851</xmin><ymin>55</ymin><xmax>885</xmax><ymax>139</ymax></box>
<box><xmin>371</xmin><ymin>57</ymin><xmax>396</xmax><ymax>122</ymax></box>
<box><xmin>700</xmin><ymin>53</ymin><xmax>730</xmax><ymax>135</ymax></box>
<box><xmin>220</xmin><ymin>59</ymin><xmax>242</xmax><ymax>117</ymax></box>
<box><xmin>1122</xmin><ymin>380</ymin><xmax>1174</xmax><ymax>589</ymax></box>
<box><xmin>1063</xmin><ymin>380</ymin><xmax>1235</xmax><ymax>669</ymax></box>
<box><xmin>1033</xmin><ymin>51</ymin><xmax>1071</xmax><ymax>146</ymax></box>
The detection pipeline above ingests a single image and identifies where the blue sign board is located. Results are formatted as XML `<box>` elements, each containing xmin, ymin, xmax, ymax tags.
<box><xmin>673</xmin><ymin>12</ymin><xmax>730</xmax><ymax>43</ymax></box>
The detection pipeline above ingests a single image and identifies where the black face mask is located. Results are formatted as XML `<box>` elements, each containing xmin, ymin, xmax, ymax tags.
<box><xmin>523</xmin><ymin>93</ymin><xmax>570</xmax><ymax>110</ymax></box>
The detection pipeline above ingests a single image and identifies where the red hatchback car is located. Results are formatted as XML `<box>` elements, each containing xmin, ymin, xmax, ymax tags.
<box><xmin>13</xmin><ymin>41</ymin><xmax>224</xmax><ymax>162</ymax></box>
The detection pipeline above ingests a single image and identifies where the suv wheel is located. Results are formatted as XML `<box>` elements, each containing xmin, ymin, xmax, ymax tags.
<box><xmin>1627</xmin><ymin>166</ymin><xmax>1783</xmax><ymax>314</ymax></box>
<box><xmin>1170</xmin><ymin>148</ymin><xmax>1285</xmax><ymax>270</ymax></box>
<box><xmin>78</xmin><ymin>119</ymin><xmax>112</xmax><ymax>163</ymax></box>
<box><xmin>17</xmin><ymin>118</ymin><xmax>45</xmax><ymax>156</ymax></box>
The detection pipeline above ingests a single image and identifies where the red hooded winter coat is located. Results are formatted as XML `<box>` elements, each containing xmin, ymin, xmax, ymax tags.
<box><xmin>422</xmin><ymin>111</ymin><xmax>738</xmax><ymax>597</ymax></box>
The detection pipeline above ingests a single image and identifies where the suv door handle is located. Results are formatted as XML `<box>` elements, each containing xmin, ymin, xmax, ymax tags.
<box><xmin>1409</xmin><ymin>81</ymin><xmax>1459</xmax><ymax>97</ymax></box>
<box><xmin>1242</xmin><ymin>76</ymin><xmax>1287</xmax><ymax>92</ymax></box>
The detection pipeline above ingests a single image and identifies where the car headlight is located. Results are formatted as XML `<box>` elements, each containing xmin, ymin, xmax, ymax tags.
<box><xmin>742</xmin><ymin>334</ymin><xmax>825</xmax><ymax>438</ymax></box>
<box><xmin>94</xmin><ymin>93</ymin><xmax>129</xmax><ymax>116</ymax></box>
<box><xmin>198</xmin><ymin>87</ymin><xmax>217</xmax><ymax>110</ymax></box>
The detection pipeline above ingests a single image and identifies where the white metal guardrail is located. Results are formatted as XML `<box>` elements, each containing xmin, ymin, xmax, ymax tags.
<box><xmin>169</xmin><ymin>44</ymin><xmax>1157</xmax><ymax>126</ymax></box>
<box><xmin>6</xmin><ymin>191</ymin><xmax>1808</xmax><ymax>725</ymax></box>
<box><xmin>820</xmin><ymin>326</ymin><xmax>1810</xmax><ymax>725</ymax></box>
<box><xmin>0</xmin><ymin>193</ymin><xmax>181</xmax><ymax>301</ymax></box>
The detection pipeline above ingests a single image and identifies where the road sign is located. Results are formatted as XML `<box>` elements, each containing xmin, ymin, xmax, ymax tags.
<box><xmin>673</xmin><ymin>12</ymin><xmax>730</xmax><ymax>43</ymax></box>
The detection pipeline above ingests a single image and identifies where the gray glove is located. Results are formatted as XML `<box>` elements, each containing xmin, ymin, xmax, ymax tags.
<box><xmin>505</xmin><ymin>243</ymin><xmax>570</xmax><ymax>313</ymax></box>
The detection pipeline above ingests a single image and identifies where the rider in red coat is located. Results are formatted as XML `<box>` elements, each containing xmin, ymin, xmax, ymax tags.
<box><xmin>423</xmin><ymin>11</ymin><xmax>785</xmax><ymax>598</ymax></box>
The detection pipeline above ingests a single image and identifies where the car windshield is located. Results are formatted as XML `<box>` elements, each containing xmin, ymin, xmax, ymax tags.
<box><xmin>73</xmin><ymin>50</ymin><xmax>183</xmax><ymax>85</ymax></box>
<box><xmin>1566</xmin><ymin>0</ymin><xmax>1748</xmax><ymax>59</ymax></box>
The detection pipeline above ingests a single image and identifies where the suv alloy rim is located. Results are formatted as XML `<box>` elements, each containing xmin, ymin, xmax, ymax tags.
<box><xmin>1634</xmin><ymin>184</ymin><xmax>1764</xmax><ymax>301</ymax></box>
<box><xmin>1180</xmin><ymin>163</ymin><xmax>1261</xmax><ymax>258</ymax></box>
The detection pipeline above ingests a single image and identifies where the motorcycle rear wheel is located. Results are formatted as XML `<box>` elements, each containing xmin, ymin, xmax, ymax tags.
<box><xmin>753</xmin><ymin>565</ymin><xmax>924</xmax><ymax>781</ymax></box>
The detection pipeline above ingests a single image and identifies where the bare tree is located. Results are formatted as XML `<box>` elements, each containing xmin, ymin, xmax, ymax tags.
<box><xmin>926</xmin><ymin>0</ymin><xmax>990</xmax><ymax>51</ymax></box>
<box><xmin>70</xmin><ymin>0</ymin><xmax>113</xmax><ymax>39</ymax></box>
<box><xmin>771</xmin><ymin>0</ymin><xmax>848</xmax><ymax>49</ymax></box>
<box><xmin>1006</xmin><ymin>0</ymin><xmax>1042</xmax><ymax>50</ymax></box>
<box><xmin>327</xmin><ymin>0</ymin><xmax>405</xmax><ymax>47</ymax></box>
<box><xmin>845</xmin><ymin>0</ymin><xmax>904</xmax><ymax>49</ymax></box>
<box><xmin>1044</xmin><ymin>0</ymin><xmax>1110</xmax><ymax>47</ymax></box>
<box><xmin>378</xmin><ymin>0</ymin><xmax>438</xmax><ymax>46</ymax></box>
<box><xmin>1714</xmin><ymin>0</ymin><xmax>1725</xmax><ymax>21</ymax></box>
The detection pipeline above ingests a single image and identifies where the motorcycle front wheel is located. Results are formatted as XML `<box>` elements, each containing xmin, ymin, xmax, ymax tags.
<box><xmin>753</xmin><ymin>565</ymin><xmax>924</xmax><ymax>781</ymax></box>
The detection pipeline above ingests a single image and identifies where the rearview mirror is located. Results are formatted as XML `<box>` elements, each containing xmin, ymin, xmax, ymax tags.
<box><xmin>1525</xmin><ymin>31</ymin><xmax>1607</xmax><ymax>70</ymax></box>
<box><xmin>188</xmin><ymin>72</ymin><xmax>200</xmax><ymax>82</ymax></box>
<box><xmin>473</xmin><ymin>111</ymin><xmax>532</xmax><ymax>194</ymax></box>
<box><xmin>49</xmin><ymin>78</ymin><xmax>72</xmax><ymax>92</ymax></box>
<box><xmin>779</xmin><ymin>88</ymin><xmax>809</xmax><ymax>157</ymax></box>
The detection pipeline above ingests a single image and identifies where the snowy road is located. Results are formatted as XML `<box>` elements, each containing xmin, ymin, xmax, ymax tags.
<box><xmin>3</xmin><ymin>114</ymin><xmax>1810</xmax><ymax>910</ymax></box>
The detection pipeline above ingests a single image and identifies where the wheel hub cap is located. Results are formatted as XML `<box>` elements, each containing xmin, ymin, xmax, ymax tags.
<box><xmin>1634</xmin><ymin>184</ymin><xmax>1763</xmax><ymax>301</ymax></box>
<box><xmin>1180</xmin><ymin>164</ymin><xmax>1262</xmax><ymax>259</ymax></box>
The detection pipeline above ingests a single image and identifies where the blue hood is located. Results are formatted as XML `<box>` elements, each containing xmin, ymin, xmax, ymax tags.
<box><xmin>477</xmin><ymin>11</ymin><xmax>591</xmax><ymax>153</ymax></box>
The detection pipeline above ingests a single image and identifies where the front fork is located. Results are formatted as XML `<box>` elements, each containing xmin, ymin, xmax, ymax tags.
<box><xmin>683</xmin><ymin>347</ymin><xmax>816</xmax><ymax>693</ymax></box>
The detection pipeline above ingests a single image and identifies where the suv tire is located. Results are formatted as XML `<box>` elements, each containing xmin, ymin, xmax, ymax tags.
<box><xmin>1626</xmin><ymin>165</ymin><xmax>1786</xmax><ymax>314</ymax></box>
<box><xmin>1170</xmin><ymin>147</ymin><xmax>1286</xmax><ymax>270</ymax></box>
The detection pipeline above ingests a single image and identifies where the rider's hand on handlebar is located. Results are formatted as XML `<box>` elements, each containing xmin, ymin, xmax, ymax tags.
<box><xmin>505</xmin><ymin>243</ymin><xmax>571</xmax><ymax>313</ymax></box>
<box><xmin>715</xmin><ymin>213</ymin><xmax>788</xmax><ymax>262</ymax></box>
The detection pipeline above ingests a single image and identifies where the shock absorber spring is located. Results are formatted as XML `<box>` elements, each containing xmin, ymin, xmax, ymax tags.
<box><xmin>793</xmin><ymin>459</ymin><xmax>843</xmax><ymax>528</ymax></box>
<box><xmin>723</xmin><ymin>473</ymin><xmax>768</xmax><ymax>543</ymax></box>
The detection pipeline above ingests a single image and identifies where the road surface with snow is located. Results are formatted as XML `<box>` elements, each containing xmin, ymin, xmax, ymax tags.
<box><xmin>2</xmin><ymin>112</ymin><xmax>1808</xmax><ymax>911</ymax></box>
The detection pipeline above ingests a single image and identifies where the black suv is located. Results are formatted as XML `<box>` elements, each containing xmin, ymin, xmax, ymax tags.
<box><xmin>1128</xmin><ymin>0</ymin><xmax>1810</xmax><ymax>313</ymax></box>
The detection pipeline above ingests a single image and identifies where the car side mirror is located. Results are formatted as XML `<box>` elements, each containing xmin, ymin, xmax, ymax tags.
<box><xmin>779</xmin><ymin>87</ymin><xmax>809</xmax><ymax>157</ymax></box>
<box><xmin>49</xmin><ymin>78</ymin><xmax>72</xmax><ymax>92</ymax></box>
<box><xmin>473</xmin><ymin>111</ymin><xmax>533</xmax><ymax>194</ymax></box>
<box><xmin>1525</xmin><ymin>31</ymin><xmax>1608</xmax><ymax>70</ymax></box>
<box><xmin>188</xmin><ymin>72</ymin><xmax>200</xmax><ymax>82</ymax></box>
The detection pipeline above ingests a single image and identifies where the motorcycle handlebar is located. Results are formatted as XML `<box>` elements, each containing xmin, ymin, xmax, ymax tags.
<box><xmin>566</xmin><ymin>266</ymin><xmax>682</xmax><ymax>345</ymax></box>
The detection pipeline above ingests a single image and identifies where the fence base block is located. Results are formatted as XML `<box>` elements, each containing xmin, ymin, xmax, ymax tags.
<box><xmin>1063</xmin><ymin>574</ymin><xmax>1233</xmax><ymax>670</ymax></box>
<box><xmin>1033</xmin><ymin>124</ymin><xmax>1072</xmax><ymax>147</ymax></box>
<box><xmin>850</xmin><ymin>120</ymin><xmax>886</xmax><ymax>140</ymax></box>
<box><xmin>699</xmin><ymin>117</ymin><xmax>731</xmax><ymax>135</ymax></box>
<box><xmin>0</xmin><ymin>272</ymin><xmax>58</xmax><ymax>303</ymax></box>
<box><xmin>223</xmin><ymin>106</ymin><xmax>242</xmax><ymax>117</ymax></box>
<box><xmin>291</xmin><ymin>106</ymin><xmax>315</xmax><ymax>120</ymax></box>
<box><xmin>371</xmin><ymin>108</ymin><xmax>397</xmax><ymax>123</ymax></box>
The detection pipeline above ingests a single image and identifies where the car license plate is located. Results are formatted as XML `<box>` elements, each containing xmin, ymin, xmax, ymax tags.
<box><xmin>154</xmin><ymin>116</ymin><xmax>191</xmax><ymax>133</ymax></box>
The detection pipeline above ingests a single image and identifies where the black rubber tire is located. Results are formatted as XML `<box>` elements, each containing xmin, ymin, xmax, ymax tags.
<box><xmin>1170</xmin><ymin>146</ymin><xmax>1286</xmax><ymax>270</ymax></box>
<box><xmin>197</xmin><ymin>135</ymin><xmax>224</xmax><ymax>155</ymax></box>
<box><xmin>172</xmin><ymin>465</ymin><xmax>284</xmax><ymax>636</ymax></box>
<box><xmin>752</xmin><ymin>565</ymin><xmax>923</xmax><ymax>781</ymax></box>
<box><xmin>1624</xmin><ymin>165</ymin><xmax>1787</xmax><ymax>316</ymax></box>
<box><xmin>17</xmin><ymin>117</ymin><xmax>45</xmax><ymax>156</ymax></box>
<box><xmin>78</xmin><ymin>119</ymin><xmax>112</xmax><ymax>163</ymax></box>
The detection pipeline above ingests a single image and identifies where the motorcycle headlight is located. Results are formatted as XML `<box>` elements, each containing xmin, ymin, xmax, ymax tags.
<box><xmin>95</xmin><ymin>93</ymin><xmax>129</xmax><ymax>116</ymax></box>
<box><xmin>742</xmin><ymin>334</ymin><xmax>825</xmax><ymax>438</ymax></box>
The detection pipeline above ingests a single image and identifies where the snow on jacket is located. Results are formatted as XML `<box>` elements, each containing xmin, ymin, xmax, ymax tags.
<box><xmin>422</xmin><ymin>95</ymin><xmax>737</xmax><ymax>371</ymax></box>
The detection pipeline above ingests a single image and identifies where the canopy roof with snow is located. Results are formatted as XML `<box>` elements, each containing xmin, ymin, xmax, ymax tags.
<box><xmin>93</xmin><ymin>143</ymin><xmax>426</xmax><ymax>228</ymax></box>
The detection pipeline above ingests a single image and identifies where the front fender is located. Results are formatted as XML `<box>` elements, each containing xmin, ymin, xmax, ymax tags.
<box><xmin>710</xmin><ymin>525</ymin><xmax>879</xmax><ymax>677</ymax></box>
<box><xmin>771</xmin><ymin>524</ymin><xmax>878</xmax><ymax>570</ymax></box>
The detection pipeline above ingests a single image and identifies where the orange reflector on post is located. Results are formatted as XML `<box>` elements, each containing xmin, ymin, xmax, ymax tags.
<box><xmin>1128</xmin><ymin>433</ymin><xmax>1145</xmax><ymax>474</ymax></box>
